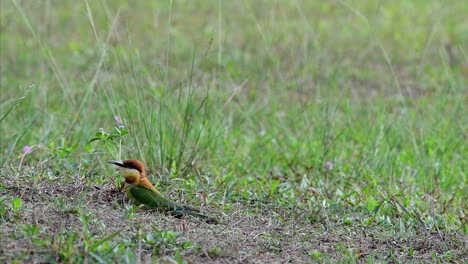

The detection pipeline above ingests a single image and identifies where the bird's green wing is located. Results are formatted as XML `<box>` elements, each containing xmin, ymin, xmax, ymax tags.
<box><xmin>128</xmin><ymin>185</ymin><xmax>178</xmax><ymax>211</ymax></box>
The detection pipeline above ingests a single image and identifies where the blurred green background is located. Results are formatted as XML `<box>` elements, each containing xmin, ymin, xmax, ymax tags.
<box><xmin>1</xmin><ymin>0</ymin><xmax>467</xmax><ymax>232</ymax></box>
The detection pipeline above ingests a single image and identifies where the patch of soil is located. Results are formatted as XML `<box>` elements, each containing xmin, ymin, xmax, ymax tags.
<box><xmin>1</xmin><ymin>167</ymin><xmax>467</xmax><ymax>263</ymax></box>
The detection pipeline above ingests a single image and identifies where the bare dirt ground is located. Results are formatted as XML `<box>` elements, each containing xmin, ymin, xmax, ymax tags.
<box><xmin>1</xmin><ymin>167</ymin><xmax>467</xmax><ymax>263</ymax></box>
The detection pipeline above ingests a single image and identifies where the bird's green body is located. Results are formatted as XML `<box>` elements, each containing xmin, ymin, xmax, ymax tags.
<box><xmin>126</xmin><ymin>184</ymin><xmax>217</xmax><ymax>223</ymax></box>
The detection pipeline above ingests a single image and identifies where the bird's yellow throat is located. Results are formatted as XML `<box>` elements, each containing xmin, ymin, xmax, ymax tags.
<box><xmin>120</xmin><ymin>167</ymin><xmax>141</xmax><ymax>184</ymax></box>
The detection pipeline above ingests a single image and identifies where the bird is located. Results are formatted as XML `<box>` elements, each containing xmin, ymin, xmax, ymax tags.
<box><xmin>108</xmin><ymin>159</ymin><xmax>218</xmax><ymax>224</ymax></box>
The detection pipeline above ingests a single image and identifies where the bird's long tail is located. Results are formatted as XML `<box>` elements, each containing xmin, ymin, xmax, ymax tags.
<box><xmin>170</xmin><ymin>208</ymin><xmax>219</xmax><ymax>224</ymax></box>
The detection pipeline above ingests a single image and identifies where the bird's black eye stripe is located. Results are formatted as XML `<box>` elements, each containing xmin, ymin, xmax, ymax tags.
<box><xmin>127</xmin><ymin>166</ymin><xmax>142</xmax><ymax>173</ymax></box>
<box><xmin>108</xmin><ymin>161</ymin><xmax>126</xmax><ymax>168</ymax></box>
<box><xmin>123</xmin><ymin>163</ymin><xmax>142</xmax><ymax>173</ymax></box>
<box><xmin>109</xmin><ymin>160</ymin><xmax>143</xmax><ymax>173</ymax></box>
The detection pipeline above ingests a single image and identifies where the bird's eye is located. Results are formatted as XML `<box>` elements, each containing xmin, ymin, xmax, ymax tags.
<box><xmin>123</xmin><ymin>161</ymin><xmax>143</xmax><ymax>173</ymax></box>
<box><xmin>129</xmin><ymin>167</ymin><xmax>141</xmax><ymax>173</ymax></box>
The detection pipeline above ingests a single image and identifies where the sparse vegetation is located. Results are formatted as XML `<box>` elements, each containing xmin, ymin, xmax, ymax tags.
<box><xmin>1</xmin><ymin>1</ymin><xmax>467</xmax><ymax>263</ymax></box>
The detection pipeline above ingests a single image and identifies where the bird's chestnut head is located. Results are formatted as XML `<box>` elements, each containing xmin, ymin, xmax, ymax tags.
<box><xmin>108</xmin><ymin>159</ymin><xmax>146</xmax><ymax>184</ymax></box>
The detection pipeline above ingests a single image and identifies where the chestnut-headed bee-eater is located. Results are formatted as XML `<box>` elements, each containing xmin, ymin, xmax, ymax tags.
<box><xmin>108</xmin><ymin>159</ymin><xmax>218</xmax><ymax>224</ymax></box>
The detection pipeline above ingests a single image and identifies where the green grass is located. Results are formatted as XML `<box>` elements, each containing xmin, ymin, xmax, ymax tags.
<box><xmin>1</xmin><ymin>0</ymin><xmax>467</xmax><ymax>263</ymax></box>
